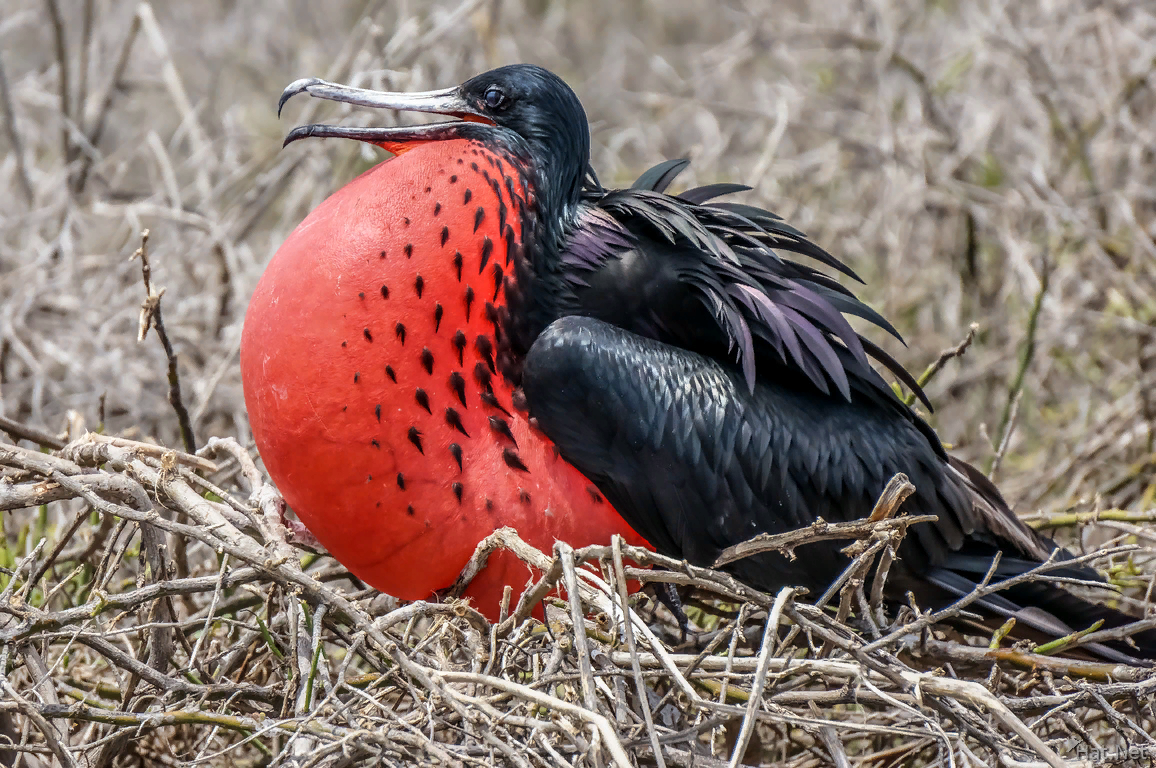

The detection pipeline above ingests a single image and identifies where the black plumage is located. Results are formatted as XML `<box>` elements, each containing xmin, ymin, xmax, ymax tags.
<box><xmin>522</xmin><ymin>156</ymin><xmax>1155</xmax><ymax>662</ymax></box>
<box><xmin>280</xmin><ymin>63</ymin><xmax>1156</xmax><ymax>663</ymax></box>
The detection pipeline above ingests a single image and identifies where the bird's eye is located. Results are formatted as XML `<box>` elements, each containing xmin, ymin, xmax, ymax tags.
<box><xmin>483</xmin><ymin>86</ymin><xmax>506</xmax><ymax>110</ymax></box>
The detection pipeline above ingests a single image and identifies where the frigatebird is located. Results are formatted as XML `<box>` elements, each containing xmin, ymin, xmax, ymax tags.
<box><xmin>244</xmin><ymin>64</ymin><xmax>1155</xmax><ymax>662</ymax></box>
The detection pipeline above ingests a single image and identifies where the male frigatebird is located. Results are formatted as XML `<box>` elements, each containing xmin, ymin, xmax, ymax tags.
<box><xmin>243</xmin><ymin>64</ymin><xmax>1155</xmax><ymax>662</ymax></box>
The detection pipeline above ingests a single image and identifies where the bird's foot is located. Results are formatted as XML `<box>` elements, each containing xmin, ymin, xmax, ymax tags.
<box><xmin>256</xmin><ymin>485</ymin><xmax>327</xmax><ymax>553</ymax></box>
<box><xmin>281</xmin><ymin>517</ymin><xmax>325</xmax><ymax>552</ymax></box>
<box><xmin>652</xmin><ymin>582</ymin><xmax>691</xmax><ymax>643</ymax></box>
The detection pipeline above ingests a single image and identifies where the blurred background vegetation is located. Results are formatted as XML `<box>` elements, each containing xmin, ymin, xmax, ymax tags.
<box><xmin>2</xmin><ymin>0</ymin><xmax>1155</xmax><ymax>522</ymax></box>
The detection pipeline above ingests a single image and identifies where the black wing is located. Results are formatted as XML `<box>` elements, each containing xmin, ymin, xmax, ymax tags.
<box><xmin>559</xmin><ymin>160</ymin><xmax>927</xmax><ymax>414</ymax></box>
<box><xmin>523</xmin><ymin>316</ymin><xmax>1156</xmax><ymax>663</ymax></box>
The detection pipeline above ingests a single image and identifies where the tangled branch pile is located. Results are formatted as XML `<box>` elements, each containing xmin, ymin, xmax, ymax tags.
<box><xmin>1</xmin><ymin>428</ymin><xmax>1154</xmax><ymax>767</ymax></box>
<box><xmin>3</xmin><ymin>0</ymin><xmax>1156</xmax><ymax>765</ymax></box>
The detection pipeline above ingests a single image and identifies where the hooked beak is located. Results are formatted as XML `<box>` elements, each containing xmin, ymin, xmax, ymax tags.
<box><xmin>278</xmin><ymin>78</ymin><xmax>496</xmax><ymax>153</ymax></box>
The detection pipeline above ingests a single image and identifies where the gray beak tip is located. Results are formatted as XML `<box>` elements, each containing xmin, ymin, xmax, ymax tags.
<box><xmin>279</xmin><ymin>78</ymin><xmax>326</xmax><ymax>118</ymax></box>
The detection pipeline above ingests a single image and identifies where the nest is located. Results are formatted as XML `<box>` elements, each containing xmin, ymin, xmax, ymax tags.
<box><xmin>1</xmin><ymin>428</ymin><xmax>1154</xmax><ymax>768</ymax></box>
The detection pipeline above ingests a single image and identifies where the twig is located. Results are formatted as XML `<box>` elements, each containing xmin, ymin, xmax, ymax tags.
<box><xmin>437</xmin><ymin>671</ymin><xmax>633</xmax><ymax>768</ymax></box>
<box><xmin>131</xmin><ymin>229</ymin><xmax>196</xmax><ymax>453</ymax></box>
<box><xmin>558</xmin><ymin>542</ymin><xmax>599</xmax><ymax>715</ymax></box>
<box><xmin>868</xmin><ymin>473</ymin><xmax>917</xmax><ymax>521</ymax></box>
<box><xmin>0</xmin><ymin>414</ymin><xmax>66</xmax><ymax>449</ymax></box>
<box><xmin>989</xmin><ymin>388</ymin><xmax>1022</xmax><ymax>482</ymax></box>
<box><xmin>727</xmin><ymin>587</ymin><xmax>793</xmax><ymax>768</ymax></box>
<box><xmin>73</xmin><ymin>8</ymin><xmax>141</xmax><ymax>194</ymax></box>
<box><xmin>988</xmin><ymin>252</ymin><xmax>1050</xmax><ymax>474</ymax></box>
<box><xmin>612</xmin><ymin>535</ymin><xmax>666</xmax><ymax>768</ymax></box>
<box><xmin>43</xmin><ymin>0</ymin><xmax>73</xmax><ymax>174</ymax></box>
<box><xmin>1</xmin><ymin>679</ymin><xmax>76</xmax><ymax>768</ymax></box>
<box><xmin>82</xmin><ymin>432</ymin><xmax>216</xmax><ymax>473</ymax></box>
<box><xmin>712</xmin><ymin>511</ymin><xmax>934</xmax><ymax>568</ymax></box>
<box><xmin>905</xmin><ymin>323</ymin><xmax>979</xmax><ymax>406</ymax></box>
<box><xmin>0</xmin><ymin>51</ymin><xmax>34</xmax><ymax>205</ymax></box>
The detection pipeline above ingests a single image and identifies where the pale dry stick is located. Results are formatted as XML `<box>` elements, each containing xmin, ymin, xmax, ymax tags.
<box><xmin>372</xmin><ymin>601</ymin><xmax>488</xmax><ymax>637</ymax></box>
<box><xmin>0</xmin><ymin>52</ymin><xmax>34</xmax><ymax>205</ymax></box>
<box><xmin>505</xmin><ymin>566</ymin><xmax>564</xmax><ymax>635</ymax></box>
<box><xmin>868</xmin><ymin>474</ymin><xmax>917</xmax><ymax>522</ymax></box>
<box><xmin>536</xmin><ymin>730</ymin><xmax>576</xmax><ymax>768</ymax></box>
<box><xmin>1024</xmin><ymin>508</ymin><xmax>1156</xmax><ymax>529</ymax></box>
<box><xmin>20</xmin><ymin>500</ymin><xmax>100</xmax><ymax>597</ymax></box>
<box><xmin>718</xmin><ymin>472</ymin><xmax>915</xmax><ymax>634</ymax></box>
<box><xmin>1068</xmin><ymin>615</ymin><xmax>1156</xmax><ymax>651</ymax></box>
<box><xmin>33</xmin><ymin>703</ymin><xmax>388</xmax><ymax>755</ymax></box>
<box><xmin>49</xmin><ymin>439</ymin><xmax>245</xmax><ymax>536</ymax></box>
<box><xmin>134</xmin><ymin>2</ymin><xmax>212</xmax><ymax>204</ymax></box>
<box><xmin>814</xmin><ymin>536</ymin><xmax>889</xmax><ymax>615</ymax></box>
<box><xmin>437</xmin><ymin>671</ymin><xmax>633</xmax><ymax>768</ymax></box>
<box><xmin>0</xmin><ymin>472</ymin><xmax>136</xmax><ymax>512</ymax></box>
<box><xmin>0</xmin><ymin>538</ymin><xmax>47</xmax><ymax>604</ymax></box>
<box><xmin>0</xmin><ymin>570</ymin><xmax>262</xmax><ymax>646</ymax></box>
<box><xmin>385</xmin><ymin>645</ymin><xmax>534</xmax><ymax>768</ymax></box>
<box><xmin>727</xmin><ymin>587</ymin><xmax>794</xmax><ymax>768</ymax></box>
<box><xmin>575</xmin><ymin>564</ymin><xmax>702</xmax><ymax>705</ymax></box>
<box><xmin>855</xmin><ymin>675</ymin><xmax>956</xmax><ymax>765</ymax></box>
<box><xmin>281</xmin><ymin>598</ymin><xmax>322</xmax><ymax>762</ymax></box>
<box><xmin>990</xmin><ymin>387</ymin><xmax>1023</xmax><ymax>483</ymax></box>
<box><xmin>620</xmin><ymin>566</ymin><xmax>751</xmax><ymax>607</ymax></box>
<box><xmin>17</xmin><ymin>643</ymin><xmax>70</xmax><ymax>760</ymax></box>
<box><xmin>334</xmin><ymin>680</ymin><xmax>462</xmax><ymax>766</ymax></box>
<box><xmin>186</xmin><ymin>553</ymin><xmax>230</xmax><ymax>672</ymax></box>
<box><xmin>178</xmin><ymin>467</ymin><xmax>258</xmax><ymax>531</ymax></box>
<box><xmin>868</xmin><ymin>529</ymin><xmax>903</xmax><ymax>625</ymax></box>
<box><xmin>10</xmin><ymin>444</ymin><xmax>397</xmax><ymax>666</ymax></box>
<box><xmin>907</xmin><ymin>674</ymin><xmax>1066</xmax><ymax>768</ymax></box>
<box><xmin>719</xmin><ymin>604</ymin><xmax>748</xmax><ymax>706</ymax></box>
<box><xmin>1</xmin><ymin>679</ymin><xmax>76</xmax><ymax>768</ymax></box>
<box><xmin>1084</xmin><ymin>687</ymin><xmax>1156</xmax><ymax>748</ymax></box>
<box><xmin>866</xmin><ymin>478</ymin><xmax>918</xmax><ymax>625</ymax></box>
<box><xmin>611</xmin><ymin>535</ymin><xmax>667</xmax><ymax>768</ymax></box>
<box><xmin>450</xmin><ymin>525</ymin><xmax>553</xmax><ymax>599</ymax></box>
<box><xmin>72</xmin><ymin>5</ymin><xmax>140</xmax><ymax>194</ymax></box>
<box><xmin>642</xmin><ymin>619</ymin><xmax>735</xmax><ymax>720</ymax></box>
<box><xmin>43</xmin><ymin>0</ymin><xmax>72</xmax><ymax>173</ymax></box>
<box><xmin>200</xmin><ymin>437</ymin><xmax>261</xmax><ymax>483</ymax></box>
<box><xmin>581</xmin><ymin>541</ymin><xmax>772</xmax><ymax>608</ymax></box>
<box><xmin>82</xmin><ymin>432</ymin><xmax>217</xmax><ymax>473</ymax></box>
<box><xmin>789</xmin><ymin>602</ymin><xmax>1062</xmax><ymax>766</ymax></box>
<box><xmin>557</xmin><ymin>542</ymin><xmax>600</xmax><ymax>717</ymax></box>
<box><xmin>305</xmin><ymin>603</ymin><xmax>331</xmax><ymax>710</ymax></box>
<box><xmin>712</xmin><ymin>512</ymin><xmax>935</xmax><ymax>568</ymax></box>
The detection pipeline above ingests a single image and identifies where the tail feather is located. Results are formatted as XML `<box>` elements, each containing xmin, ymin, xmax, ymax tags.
<box><xmin>926</xmin><ymin>566</ymin><xmax>1156</xmax><ymax>665</ymax></box>
<box><xmin>929</xmin><ymin>457</ymin><xmax>1156</xmax><ymax>665</ymax></box>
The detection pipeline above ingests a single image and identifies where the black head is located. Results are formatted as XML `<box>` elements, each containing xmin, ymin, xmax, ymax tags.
<box><xmin>280</xmin><ymin>64</ymin><xmax>590</xmax><ymax>221</ymax></box>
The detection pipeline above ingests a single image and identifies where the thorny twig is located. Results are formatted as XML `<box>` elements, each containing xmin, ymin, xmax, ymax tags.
<box><xmin>131</xmin><ymin>229</ymin><xmax>196</xmax><ymax>454</ymax></box>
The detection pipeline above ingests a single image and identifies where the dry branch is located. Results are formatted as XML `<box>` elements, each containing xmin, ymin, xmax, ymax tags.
<box><xmin>3</xmin><ymin>437</ymin><xmax>1151</xmax><ymax>766</ymax></box>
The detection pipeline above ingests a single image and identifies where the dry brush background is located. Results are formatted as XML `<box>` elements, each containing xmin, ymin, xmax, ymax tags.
<box><xmin>1</xmin><ymin>0</ymin><xmax>1156</xmax><ymax>766</ymax></box>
